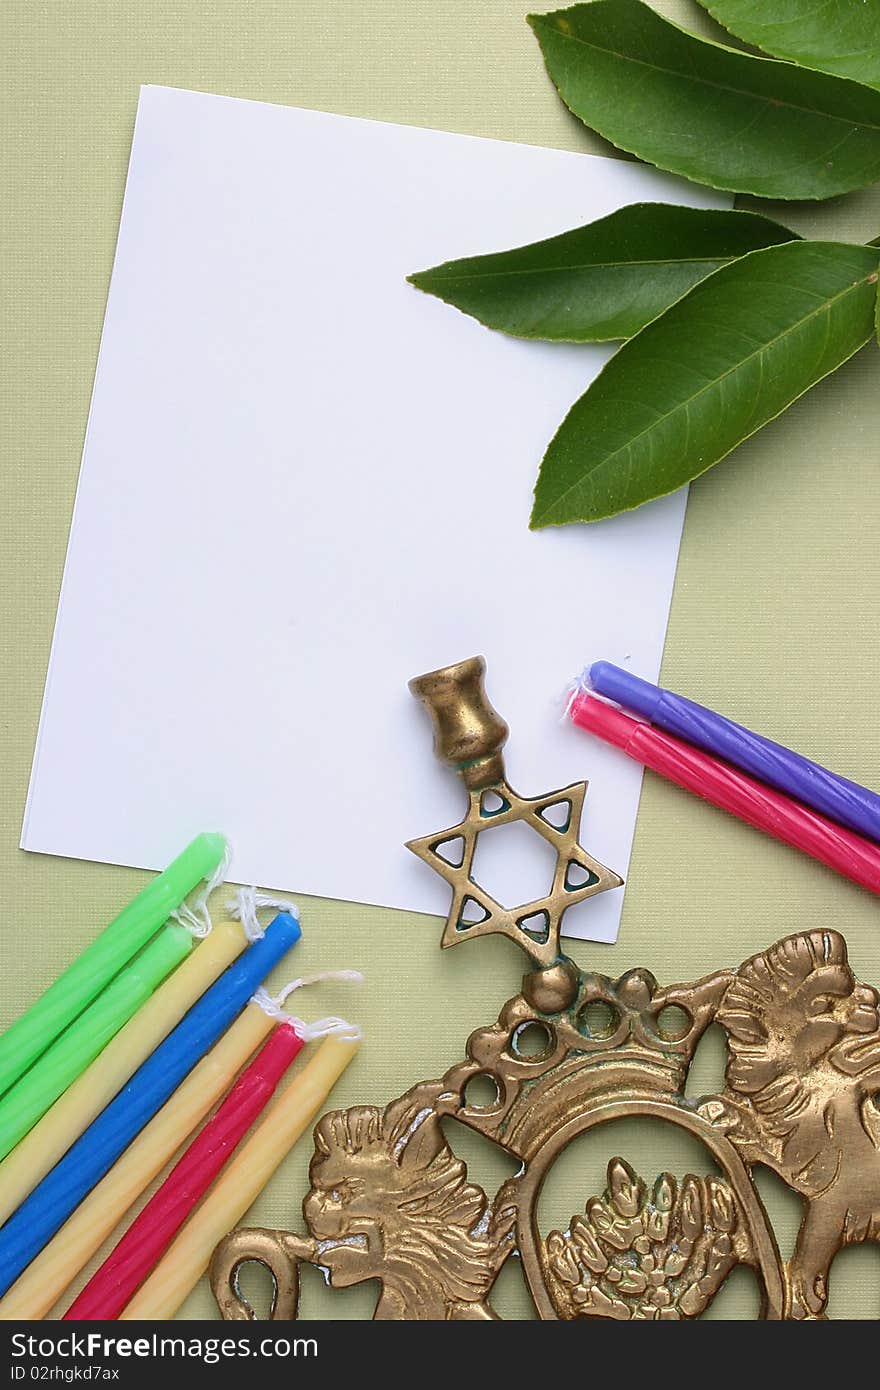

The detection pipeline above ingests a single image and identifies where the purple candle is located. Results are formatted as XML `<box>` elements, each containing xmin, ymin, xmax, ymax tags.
<box><xmin>588</xmin><ymin>661</ymin><xmax>880</xmax><ymax>846</ymax></box>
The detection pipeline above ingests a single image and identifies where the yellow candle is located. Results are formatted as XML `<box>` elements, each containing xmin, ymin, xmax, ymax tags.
<box><xmin>0</xmin><ymin>998</ymin><xmax>274</xmax><ymax>1321</ymax></box>
<box><xmin>120</xmin><ymin>1034</ymin><xmax>359</xmax><ymax>1320</ymax></box>
<box><xmin>0</xmin><ymin>919</ymin><xmax>249</xmax><ymax>1228</ymax></box>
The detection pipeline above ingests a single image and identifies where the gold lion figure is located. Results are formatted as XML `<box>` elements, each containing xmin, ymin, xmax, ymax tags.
<box><xmin>702</xmin><ymin>929</ymin><xmax>880</xmax><ymax>1319</ymax></box>
<box><xmin>212</xmin><ymin>1083</ymin><xmax>517</xmax><ymax>1321</ymax></box>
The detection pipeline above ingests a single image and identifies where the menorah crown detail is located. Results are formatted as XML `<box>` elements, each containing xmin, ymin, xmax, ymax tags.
<box><xmin>441</xmin><ymin>964</ymin><xmax>734</xmax><ymax>1163</ymax></box>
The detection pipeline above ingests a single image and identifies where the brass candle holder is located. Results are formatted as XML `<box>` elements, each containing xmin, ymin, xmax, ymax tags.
<box><xmin>405</xmin><ymin>655</ymin><xmax>622</xmax><ymax>1006</ymax></box>
<box><xmin>212</xmin><ymin>658</ymin><xmax>880</xmax><ymax>1321</ymax></box>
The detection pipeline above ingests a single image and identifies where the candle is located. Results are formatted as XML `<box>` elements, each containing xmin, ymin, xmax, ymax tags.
<box><xmin>0</xmin><ymin>918</ymin><xmax>249</xmax><ymax>1226</ymax></box>
<box><xmin>589</xmin><ymin>659</ymin><xmax>880</xmax><ymax>844</ymax></box>
<box><xmin>0</xmin><ymin>924</ymin><xmax>192</xmax><ymax>1164</ymax></box>
<box><xmin>0</xmin><ymin>998</ymin><xmax>286</xmax><ymax>1319</ymax></box>
<box><xmin>570</xmin><ymin>693</ymin><xmax>880</xmax><ymax>893</ymax></box>
<box><xmin>0</xmin><ymin>911</ymin><xmax>299</xmax><ymax>1299</ymax></box>
<box><xmin>0</xmin><ymin>832</ymin><xmax>227</xmax><ymax>1098</ymax></box>
<box><xmin>65</xmin><ymin>1023</ymin><xmax>304</xmax><ymax>1319</ymax></box>
<box><xmin>120</xmin><ymin>1034</ymin><xmax>359</xmax><ymax>1320</ymax></box>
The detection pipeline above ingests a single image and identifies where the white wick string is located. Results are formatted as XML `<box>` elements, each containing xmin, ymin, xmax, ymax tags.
<box><xmin>561</xmin><ymin>668</ymin><xmax>592</xmax><ymax>724</ymax></box>
<box><xmin>561</xmin><ymin>667</ymin><xmax>621</xmax><ymax>723</ymax></box>
<box><xmin>226</xmin><ymin>886</ymin><xmax>300</xmax><ymax>942</ymax></box>
<box><xmin>252</xmin><ymin>970</ymin><xmax>364</xmax><ymax>1041</ymax></box>
<box><xmin>171</xmin><ymin>839</ymin><xmax>233</xmax><ymax>939</ymax></box>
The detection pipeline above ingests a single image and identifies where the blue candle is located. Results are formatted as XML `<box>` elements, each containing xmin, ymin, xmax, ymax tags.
<box><xmin>589</xmin><ymin>661</ymin><xmax>880</xmax><ymax>844</ymax></box>
<box><xmin>0</xmin><ymin>912</ymin><xmax>300</xmax><ymax>1295</ymax></box>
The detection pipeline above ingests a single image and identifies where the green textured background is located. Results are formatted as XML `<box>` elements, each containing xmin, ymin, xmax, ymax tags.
<box><xmin>2</xmin><ymin>0</ymin><xmax>879</xmax><ymax>1320</ymax></box>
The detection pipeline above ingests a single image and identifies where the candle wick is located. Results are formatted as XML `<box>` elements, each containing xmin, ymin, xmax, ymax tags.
<box><xmin>560</xmin><ymin>666</ymin><xmax>595</xmax><ymax>724</ymax></box>
<box><xmin>274</xmin><ymin>970</ymin><xmax>364</xmax><ymax>1004</ymax></box>
<box><xmin>170</xmin><ymin>841</ymin><xmax>233</xmax><ymax>938</ymax></box>
<box><xmin>252</xmin><ymin>970</ymin><xmax>364</xmax><ymax>1040</ymax></box>
<box><xmin>292</xmin><ymin>1016</ymin><xmax>363</xmax><ymax>1042</ymax></box>
<box><xmin>562</xmin><ymin>667</ymin><xmax>624</xmax><ymax>725</ymax></box>
<box><xmin>225</xmin><ymin>886</ymin><xmax>299</xmax><ymax>942</ymax></box>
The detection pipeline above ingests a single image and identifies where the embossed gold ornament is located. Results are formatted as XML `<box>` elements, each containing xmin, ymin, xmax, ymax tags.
<box><xmin>212</xmin><ymin>660</ymin><xmax>880</xmax><ymax>1321</ymax></box>
<box><xmin>545</xmin><ymin>1158</ymin><xmax>750</xmax><ymax>1319</ymax></box>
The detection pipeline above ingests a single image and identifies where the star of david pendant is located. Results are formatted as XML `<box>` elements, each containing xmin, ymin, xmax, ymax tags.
<box><xmin>404</xmin><ymin>657</ymin><xmax>622</xmax><ymax>989</ymax></box>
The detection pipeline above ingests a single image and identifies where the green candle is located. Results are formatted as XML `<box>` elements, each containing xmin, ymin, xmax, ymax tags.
<box><xmin>0</xmin><ymin>924</ymin><xmax>192</xmax><ymax>1162</ymax></box>
<box><xmin>0</xmin><ymin>832</ymin><xmax>226</xmax><ymax>1098</ymax></box>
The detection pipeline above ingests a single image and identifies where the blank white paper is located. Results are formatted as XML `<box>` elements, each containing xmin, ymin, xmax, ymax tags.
<box><xmin>22</xmin><ymin>86</ymin><xmax>726</xmax><ymax>942</ymax></box>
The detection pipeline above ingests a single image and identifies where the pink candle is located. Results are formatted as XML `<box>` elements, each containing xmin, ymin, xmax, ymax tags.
<box><xmin>571</xmin><ymin>692</ymin><xmax>880</xmax><ymax>894</ymax></box>
<box><xmin>64</xmin><ymin>1022</ymin><xmax>303</xmax><ymax>1320</ymax></box>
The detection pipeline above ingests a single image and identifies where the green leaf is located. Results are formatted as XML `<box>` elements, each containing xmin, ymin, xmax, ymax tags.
<box><xmin>695</xmin><ymin>0</ymin><xmax>880</xmax><ymax>91</ymax></box>
<box><xmin>530</xmin><ymin>239</ymin><xmax>879</xmax><ymax>527</ymax></box>
<box><xmin>409</xmin><ymin>205</ymin><xmax>797</xmax><ymax>342</ymax></box>
<box><xmin>528</xmin><ymin>2</ymin><xmax>880</xmax><ymax>199</ymax></box>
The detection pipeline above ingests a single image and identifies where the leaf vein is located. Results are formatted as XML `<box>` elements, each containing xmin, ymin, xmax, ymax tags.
<box><xmin>541</xmin><ymin>25</ymin><xmax>880</xmax><ymax>135</ymax></box>
<box><xmin>542</xmin><ymin>268</ymin><xmax>875</xmax><ymax>515</ymax></box>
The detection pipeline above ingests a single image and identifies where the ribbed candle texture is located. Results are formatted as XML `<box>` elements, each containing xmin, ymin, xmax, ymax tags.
<box><xmin>0</xmin><ymin>919</ymin><xmax>248</xmax><ymax>1226</ymax></box>
<box><xmin>65</xmin><ymin>1022</ymin><xmax>303</xmax><ymax>1319</ymax></box>
<box><xmin>0</xmin><ymin>1001</ymin><xmax>281</xmax><ymax>1320</ymax></box>
<box><xmin>0</xmin><ymin>911</ymin><xmax>299</xmax><ymax>1296</ymax></box>
<box><xmin>0</xmin><ymin>832</ymin><xmax>227</xmax><ymax>1097</ymax></box>
<box><xmin>121</xmin><ymin>1033</ymin><xmax>359</xmax><ymax>1320</ymax></box>
<box><xmin>589</xmin><ymin>661</ymin><xmax>880</xmax><ymax>843</ymax></box>
<box><xmin>0</xmin><ymin>925</ymin><xmax>192</xmax><ymax>1163</ymax></box>
<box><xmin>571</xmin><ymin>693</ymin><xmax>880</xmax><ymax>894</ymax></box>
